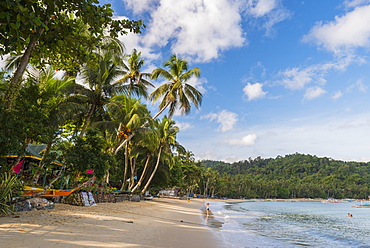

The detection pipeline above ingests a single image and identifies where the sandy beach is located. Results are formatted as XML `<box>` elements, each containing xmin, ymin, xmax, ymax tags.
<box><xmin>0</xmin><ymin>198</ymin><xmax>226</xmax><ymax>248</ymax></box>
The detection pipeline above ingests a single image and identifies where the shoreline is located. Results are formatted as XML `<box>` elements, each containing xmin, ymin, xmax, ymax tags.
<box><xmin>0</xmin><ymin>197</ymin><xmax>227</xmax><ymax>248</ymax></box>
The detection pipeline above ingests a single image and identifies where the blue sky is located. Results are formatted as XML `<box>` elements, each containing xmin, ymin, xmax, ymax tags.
<box><xmin>2</xmin><ymin>0</ymin><xmax>368</xmax><ymax>163</ymax></box>
<box><xmin>100</xmin><ymin>0</ymin><xmax>370</xmax><ymax>163</ymax></box>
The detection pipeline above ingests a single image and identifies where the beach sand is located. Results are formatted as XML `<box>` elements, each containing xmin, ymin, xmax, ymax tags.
<box><xmin>0</xmin><ymin>197</ymin><xmax>227</xmax><ymax>248</ymax></box>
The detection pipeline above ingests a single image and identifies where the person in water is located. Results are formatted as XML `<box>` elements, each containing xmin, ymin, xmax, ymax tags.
<box><xmin>206</xmin><ymin>203</ymin><xmax>210</xmax><ymax>216</ymax></box>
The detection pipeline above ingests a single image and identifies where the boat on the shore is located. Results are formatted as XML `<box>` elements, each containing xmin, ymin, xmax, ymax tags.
<box><xmin>22</xmin><ymin>186</ymin><xmax>79</xmax><ymax>197</ymax></box>
<box><xmin>353</xmin><ymin>202</ymin><xmax>370</xmax><ymax>208</ymax></box>
<box><xmin>321</xmin><ymin>199</ymin><xmax>342</xmax><ymax>203</ymax></box>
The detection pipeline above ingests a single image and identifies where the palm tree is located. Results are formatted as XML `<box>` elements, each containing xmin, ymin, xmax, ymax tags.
<box><xmin>141</xmin><ymin>116</ymin><xmax>181</xmax><ymax>194</ymax></box>
<box><xmin>96</xmin><ymin>94</ymin><xmax>151</xmax><ymax>190</ymax></box>
<box><xmin>114</xmin><ymin>54</ymin><xmax>202</xmax><ymax>153</ymax></box>
<box><xmin>150</xmin><ymin>54</ymin><xmax>202</xmax><ymax>118</ymax></box>
<box><xmin>130</xmin><ymin>129</ymin><xmax>159</xmax><ymax>192</ymax></box>
<box><xmin>78</xmin><ymin>45</ymin><xmax>126</xmax><ymax>138</ymax></box>
<box><xmin>115</xmin><ymin>49</ymin><xmax>154</xmax><ymax>98</ymax></box>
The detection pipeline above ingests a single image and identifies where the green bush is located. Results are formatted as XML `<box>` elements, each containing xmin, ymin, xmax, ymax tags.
<box><xmin>0</xmin><ymin>173</ymin><xmax>23</xmax><ymax>216</ymax></box>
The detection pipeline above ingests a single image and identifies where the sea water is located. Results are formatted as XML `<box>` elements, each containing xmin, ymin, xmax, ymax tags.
<box><xmin>204</xmin><ymin>200</ymin><xmax>370</xmax><ymax>248</ymax></box>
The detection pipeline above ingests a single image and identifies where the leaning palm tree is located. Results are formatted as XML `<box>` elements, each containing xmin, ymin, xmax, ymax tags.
<box><xmin>140</xmin><ymin>116</ymin><xmax>181</xmax><ymax>194</ymax></box>
<box><xmin>115</xmin><ymin>49</ymin><xmax>154</xmax><ymax>98</ymax></box>
<box><xmin>114</xmin><ymin>54</ymin><xmax>202</xmax><ymax>153</ymax></box>
<box><xmin>95</xmin><ymin>94</ymin><xmax>151</xmax><ymax>190</ymax></box>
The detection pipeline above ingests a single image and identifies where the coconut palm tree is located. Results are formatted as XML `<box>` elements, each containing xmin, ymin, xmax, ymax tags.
<box><xmin>78</xmin><ymin>45</ymin><xmax>126</xmax><ymax>138</ymax></box>
<box><xmin>115</xmin><ymin>49</ymin><xmax>154</xmax><ymax>98</ymax></box>
<box><xmin>140</xmin><ymin>116</ymin><xmax>182</xmax><ymax>194</ymax></box>
<box><xmin>114</xmin><ymin>54</ymin><xmax>202</xmax><ymax>153</ymax></box>
<box><xmin>96</xmin><ymin>94</ymin><xmax>151</xmax><ymax>190</ymax></box>
<box><xmin>150</xmin><ymin>54</ymin><xmax>202</xmax><ymax>118</ymax></box>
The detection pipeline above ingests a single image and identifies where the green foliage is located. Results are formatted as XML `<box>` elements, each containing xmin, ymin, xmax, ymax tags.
<box><xmin>62</xmin><ymin>129</ymin><xmax>113</xmax><ymax>180</ymax></box>
<box><xmin>0</xmin><ymin>107</ymin><xmax>26</xmax><ymax>160</ymax></box>
<box><xmin>0</xmin><ymin>70</ymin><xmax>11</xmax><ymax>94</ymax></box>
<box><xmin>0</xmin><ymin>0</ymin><xmax>144</xmax><ymax>71</ymax></box>
<box><xmin>201</xmin><ymin>153</ymin><xmax>370</xmax><ymax>199</ymax></box>
<box><xmin>0</xmin><ymin>173</ymin><xmax>23</xmax><ymax>216</ymax></box>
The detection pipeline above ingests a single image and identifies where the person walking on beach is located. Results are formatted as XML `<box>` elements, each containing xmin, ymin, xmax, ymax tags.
<box><xmin>205</xmin><ymin>203</ymin><xmax>210</xmax><ymax>216</ymax></box>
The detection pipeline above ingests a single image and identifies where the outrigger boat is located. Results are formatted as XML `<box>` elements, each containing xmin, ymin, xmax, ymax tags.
<box><xmin>22</xmin><ymin>186</ymin><xmax>80</xmax><ymax>197</ymax></box>
<box><xmin>22</xmin><ymin>177</ymin><xmax>96</xmax><ymax>198</ymax></box>
<box><xmin>353</xmin><ymin>202</ymin><xmax>370</xmax><ymax>208</ymax></box>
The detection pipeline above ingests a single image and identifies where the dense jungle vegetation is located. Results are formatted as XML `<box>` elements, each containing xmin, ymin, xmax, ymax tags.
<box><xmin>199</xmin><ymin>153</ymin><xmax>370</xmax><ymax>199</ymax></box>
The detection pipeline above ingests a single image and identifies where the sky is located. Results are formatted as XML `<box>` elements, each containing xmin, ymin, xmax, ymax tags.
<box><xmin>97</xmin><ymin>0</ymin><xmax>370</xmax><ymax>163</ymax></box>
<box><xmin>4</xmin><ymin>0</ymin><xmax>370</xmax><ymax>163</ymax></box>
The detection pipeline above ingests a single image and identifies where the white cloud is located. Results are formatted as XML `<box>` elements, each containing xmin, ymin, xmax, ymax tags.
<box><xmin>303</xmin><ymin>4</ymin><xmax>370</xmax><ymax>54</ymax></box>
<box><xmin>240</xmin><ymin>0</ymin><xmax>291</xmax><ymax>36</ymax></box>
<box><xmin>122</xmin><ymin>0</ymin><xmax>159</xmax><ymax>14</ymax></box>
<box><xmin>202</xmin><ymin>110</ymin><xmax>238</xmax><ymax>132</ymax></box>
<box><xmin>304</xmin><ymin>86</ymin><xmax>326</xmax><ymax>100</ymax></box>
<box><xmin>343</xmin><ymin>0</ymin><xmax>370</xmax><ymax>9</ymax></box>
<box><xmin>332</xmin><ymin>90</ymin><xmax>343</xmax><ymax>100</ymax></box>
<box><xmin>176</xmin><ymin>122</ymin><xmax>193</xmax><ymax>131</ymax></box>
<box><xmin>226</xmin><ymin>133</ymin><xmax>257</xmax><ymax>145</ymax></box>
<box><xmin>118</xmin><ymin>32</ymin><xmax>160</xmax><ymax>61</ymax></box>
<box><xmin>277</xmin><ymin>57</ymin><xmax>359</xmax><ymax>91</ymax></box>
<box><xmin>346</xmin><ymin>78</ymin><xmax>368</xmax><ymax>93</ymax></box>
<box><xmin>356</xmin><ymin>79</ymin><xmax>368</xmax><ymax>93</ymax></box>
<box><xmin>246</xmin><ymin>0</ymin><xmax>277</xmax><ymax>17</ymax></box>
<box><xmin>120</xmin><ymin>0</ymin><xmax>290</xmax><ymax>63</ymax></box>
<box><xmin>189</xmin><ymin>112</ymin><xmax>370</xmax><ymax>162</ymax></box>
<box><xmin>141</xmin><ymin>0</ymin><xmax>246</xmax><ymax>63</ymax></box>
<box><xmin>243</xmin><ymin>82</ymin><xmax>267</xmax><ymax>100</ymax></box>
<box><xmin>279</xmin><ymin>67</ymin><xmax>315</xmax><ymax>90</ymax></box>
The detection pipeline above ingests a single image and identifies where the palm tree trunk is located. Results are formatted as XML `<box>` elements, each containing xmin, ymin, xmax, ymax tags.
<box><xmin>115</xmin><ymin>132</ymin><xmax>134</xmax><ymax>154</ymax></box>
<box><xmin>3</xmin><ymin>28</ymin><xmax>45</xmax><ymax>109</ymax></box>
<box><xmin>128</xmin><ymin>157</ymin><xmax>136</xmax><ymax>190</ymax></box>
<box><xmin>31</xmin><ymin>140</ymin><xmax>53</xmax><ymax>184</ymax></box>
<box><xmin>131</xmin><ymin>155</ymin><xmax>151</xmax><ymax>192</ymax></box>
<box><xmin>152</xmin><ymin>102</ymin><xmax>171</xmax><ymax>120</ymax></box>
<box><xmin>141</xmin><ymin>146</ymin><xmax>162</xmax><ymax>194</ymax></box>
<box><xmin>204</xmin><ymin>178</ymin><xmax>209</xmax><ymax>196</ymax></box>
<box><xmin>79</xmin><ymin>103</ymin><xmax>96</xmax><ymax>138</ymax></box>
<box><xmin>120</xmin><ymin>142</ymin><xmax>129</xmax><ymax>191</ymax></box>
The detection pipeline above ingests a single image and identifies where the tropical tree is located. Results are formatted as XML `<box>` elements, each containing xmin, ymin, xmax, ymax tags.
<box><xmin>102</xmin><ymin>94</ymin><xmax>151</xmax><ymax>190</ymax></box>
<box><xmin>78</xmin><ymin>47</ymin><xmax>126</xmax><ymax>137</ymax></box>
<box><xmin>62</xmin><ymin>129</ymin><xmax>112</xmax><ymax>181</ymax></box>
<box><xmin>115</xmin><ymin>49</ymin><xmax>154</xmax><ymax>98</ymax></box>
<box><xmin>129</xmin><ymin>131</ymin><xmax>159</xmax><ymax>192</ymax></box>
<box><xmin>0</xmin><ymin>0</ymin><xmax>144</xmax><ymax>109</ymax></box>
<box><xmin>140</xmin><ymin>116</ymin><xmax>181</xmax><ymax>194</ymax></box>
<box><xmin>24</xmin><ymin>67</ymin><xmax>85</xmax><ymax>184</ymax></box>
<box><xmin>114</xmin><ymin>54</ymin><xmax>202</xmax><ymax>153</ymax></box>
<box><xmin>150</xmin><ymin>54</ymin><xmax>202</xmax><ymax>118</ymax></box>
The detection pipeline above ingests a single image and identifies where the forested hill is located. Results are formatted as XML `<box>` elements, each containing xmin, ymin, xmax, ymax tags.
<box><xmin>199</xmin><ymin>153</ymin><xmax>370</xmax><ymax>199</ymax></box>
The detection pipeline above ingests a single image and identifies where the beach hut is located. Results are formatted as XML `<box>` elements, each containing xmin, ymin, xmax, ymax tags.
<box><xmin>5</xmin><ymin>144</ymin><xmax>66</xmax><ymax>186</ymax></box>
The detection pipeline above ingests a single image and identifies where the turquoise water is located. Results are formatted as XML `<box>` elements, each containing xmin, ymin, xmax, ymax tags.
<box><xmin>206</xmin><ymin>201</ymin><xmax>370</xmax><ymax>248</ymax></box>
